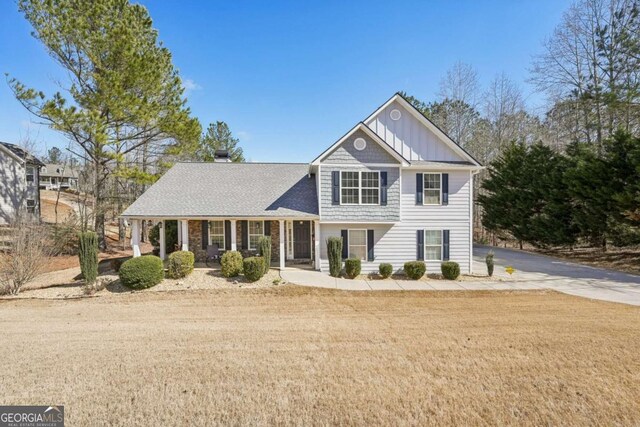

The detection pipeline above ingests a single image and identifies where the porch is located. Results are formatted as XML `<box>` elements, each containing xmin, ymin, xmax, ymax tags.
<box><xmin>129</xmin><ymin>218</ymin><xmax>320</xmax><ymax>270</ymax></box>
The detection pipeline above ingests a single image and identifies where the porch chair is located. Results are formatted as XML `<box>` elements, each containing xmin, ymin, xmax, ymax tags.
<box><xmin>205</xmin><ymin>244</ymin><xmax>221</xmax><ymax>267</ymax></box>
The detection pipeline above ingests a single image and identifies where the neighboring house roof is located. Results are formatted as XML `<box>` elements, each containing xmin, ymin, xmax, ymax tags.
<box><xmin>0</xmin><ymin>141</ymin><xmax>45</xmax><ymax>167</ymax></box>
<box><xmin>363</xmin><ymin>93</ymin><xmax>482</xmax><ymax>167</ymax></box>
<box><xmin>310</xmin><ymin>122</ymin><xmax>410</xmax><ymax>166</ymax></box>
<box><xmin>121</xmin><ymin>162</ymin><xmax>318</xmax><ymax>218</ymax></box>
<box><xmin>40</xmin><ymin>164</ymin><xmax>79</xmax><ymax>178</ymax></box>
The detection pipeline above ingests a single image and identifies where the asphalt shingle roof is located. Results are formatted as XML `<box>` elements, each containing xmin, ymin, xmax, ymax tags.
<box><xmin>121</xmin><ymin>162</ymin><xmax>318</xmax><ymax>218</ymax></box>
<box><xmin>0</xmin><ymin>141</ymin><xmax>45</xmax><ymax>166</ymax></box>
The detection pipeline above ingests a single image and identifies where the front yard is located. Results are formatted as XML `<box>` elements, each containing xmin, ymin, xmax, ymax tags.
<box><xmin>1</xmin><ymin>286</ymin><xmax>638</xmax><ymax>425</ymax></box>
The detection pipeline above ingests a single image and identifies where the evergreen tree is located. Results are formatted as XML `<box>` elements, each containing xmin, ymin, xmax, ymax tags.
<box><xmin>197</xmin><ymin>121</ymin><xmax>245</xmax><ymax>162</ymax></box>
<box><xmin>46</xmin><ymin>147</ymin><xmax>62</xmax><ymax>163</ymax></box>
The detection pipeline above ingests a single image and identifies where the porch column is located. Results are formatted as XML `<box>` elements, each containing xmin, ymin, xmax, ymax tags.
<box><xmin>230</xmin><ymin>220</ymin><xmax>237</xmax><ymax>251</ymax></box>
<box><xmin>159</xmin><ymin>220</ymin><xmax>166</xmax><ymax>260</ymax></box>
<box><xmin>181</xmin><ymin>220</ymin><xmax>189</xmax><ymax>251</ymax></box>
<box><xmin>314</xmin><ymin>220</ymin><xmax>320</xmax><ymax>271</ymax></box>
<box><xmin>177</xmin><ymin>220</ymin><xmax>183</xmax><ymax>247</ymax></box>
<box><xmin>279</xmin><ymin>220</ymin><xmax>285</xmax><ymax>270</ymax></box>
<box><xmin>131</xmin><ymin>219</ymin><xmax>141</xmax><ymax>257</ymax></box>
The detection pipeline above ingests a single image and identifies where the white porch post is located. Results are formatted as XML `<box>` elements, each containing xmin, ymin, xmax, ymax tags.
<box><xmin>131</xmin><ymin>219</ymin><xmax>141</xmax><ymax>257</ymax></box>
<box><xmin>314</xmin><ymin>220</ymin><xmax>320</xmax><ymax>271</ymax></box>
<box><xmin>181</xmin><ymin>220</ymin><xmax>189</xmax><ymax>251</ymax></box>
<box><xmin>279</xmin><ymin>220</ymin><xmax>285</xmax><ymax>270</ymax></box>
<box><xmin>177</xmin><ymin>220</ymin><xmax>183</xmax><ymax>247</ymax></box>
<box><xmin>159</xmin><ymin>220</ymin><xmax>166</xmax><ymax>260</ymax></box>
<box><xmin>230</xmin><ymin>220</ymin><xmax>237</xmax><ymax>251</ymax></box>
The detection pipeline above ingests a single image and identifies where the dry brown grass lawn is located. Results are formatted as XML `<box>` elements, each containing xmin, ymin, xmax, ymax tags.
<box><xmin>1</xmin><ymin>287</ymin><xmax>639</xmax><ymax>426</ymax></box>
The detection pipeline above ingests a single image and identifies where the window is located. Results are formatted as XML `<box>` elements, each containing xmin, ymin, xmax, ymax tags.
<box><xmin>26</xmin><ymin>166</ymin><xmax>35</xmax><ymax>183</ymax></box>
<box><xmin>340</xmin><ymin>171</ymin><xmax>380</xmax><ymax>205</ymax></box>
<box><xmin>361</xmin><ymin>172</ymin><xmax>379</xmax><ymax>204</ymax></box>
<box><xmin>340</xmin><ymin>171</ymin><xmax>359</xmax><ymax>204</ymax></box>
<box><xmin>425</xmin><ymin>230</ymin><xmax>442</xmax><ymax>261</ymax></box>
<box><xmin>423</xmin><ymin>173</ymin><xmax>441</xmax><ymax>205</ymax></box>
<box><xmin>248</xmin><ymin>220</ymin><xmax>264</xmax><ymax>250</ymax></box>
<box><xmin>209</xmin><ymin>220</ymin><xmax>225</xmax><ymax>249</ymax></box>
<box><xmin>348</xmin><ymin>229</ymin><xmax>367</xmax><ymax>261</ymax></box>
<box><xmin>26</xmin><ymin>199</ymin><xmax>36</xmax><ymax>214</ymax></box>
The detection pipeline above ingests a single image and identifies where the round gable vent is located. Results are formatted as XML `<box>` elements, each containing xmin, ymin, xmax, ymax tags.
<box><xmin>353</xmin><ymin>137</ymin><xmax>367</xmax><ymax>151</ymax></box>
<box><xmin>390</xmin><ymin>109</ymin><xmax>402</xmax><ymax>121</ymax></box>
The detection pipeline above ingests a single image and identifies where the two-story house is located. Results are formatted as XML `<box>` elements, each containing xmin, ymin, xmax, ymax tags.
<box><xmin>122</xmin><ymin>93</ymin><xmax>482</xmax><ymax>274</ymax></box>
<box><xmin>39</xmin><ymin>163</ymin><xmax>79</xmax><ymax>190</ymax></box>
<box><xmin>0</xmin><ymin>141</ymin><xmax>44</xmax><ymax>224</ymax></box>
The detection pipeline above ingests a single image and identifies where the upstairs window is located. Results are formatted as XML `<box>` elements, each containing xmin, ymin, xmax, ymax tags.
<box><xmin>209</xmin><ymin>220</ymin><xmax>225</xmax><ymax>249</ymax></box>
<box><xmin>361</xmin><ymin>172</ymin><xmax>380</xmax><ymax>205</ymax></box>
<box><xmin>423</xmin><ymin>173</ymin><xmax>441</xmax><ymax>205</ymax></box>
<box><xmin>340</xmin><ymin>171</ymin><xmax>380</xmax><ymax>205</ymax></box>
<box><xmin>340</xmin><ymin>172</ymin><xmax>359</xmax><ymax>204</ymax></box>
<box><xmin>26</xmin><ymin>166</ymin><xmax>35</xmax><ymax>183</ymax></box>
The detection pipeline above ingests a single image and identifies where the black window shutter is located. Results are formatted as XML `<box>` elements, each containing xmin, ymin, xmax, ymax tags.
<box><xmin>442</xmin><ymin>173</ymin><xmax>449</xmax><ymax>205</ymax></box>
<box><xmin>416</xmin><ymin>229</ymin><xmax>424</xmax><ymax>260</ymax></box>
<box><xmin>367</xmin><ymin>229</ymin><xmax>374</xmax><ymax>261</ymax></box>
<box><xmin>341</xmin><ymin>229</ymin><xmax>348</xmax><ymax>259</ymax></box>
<box><xmin>201</xmin><ymin>220</ymin><xmax>208</xmax><ymax>250</ymax></box>
<box><xmin>224</xmin><ymin>220</ymin><xmax>231</xmax><ymax>250</ymax></box>
<box><xmin>443</xmin><ymin>230</ymin><xmax>450</xmax><ymax>261</ymax></box>
<box><xmin>416</xmin><ymin>173</ymin><xmax>423</xmax><ymax>205</ymax></box>
<box><xmin>332</xmin><ymin>171</ymin><xmax>340</xmax><ymax>205</ymax></box>
<box><xmin>264</xmin><ymin>221</ymin><xmax>271</xmax><ymax>236</ymax></box>
<box><xmin>380</xmin><ymin>172</ymin><xmax>388</xmax><ymax>206</ymax></box>
<box><xmin>241</xmin><ymin>220</ymin><xmax>248</xmax><ymax>250</ymax></box>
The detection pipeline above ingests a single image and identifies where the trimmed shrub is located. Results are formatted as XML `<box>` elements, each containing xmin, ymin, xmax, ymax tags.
<box><xmin>78</xmin><ymin>231</ymin><xmax>99</xmax><ymax>285</ymax></box>
<box><xmin>243</xmin><ymin>257</ymin><xmax>265</xmax><ymax>282</ymax></box>
<box><xmin>258</xmin><ymin>236</ymin><xmax>271</xmax><ymax>275</ymax></box>
<box><xmin>441</xmin><ymin>261</ymin><xmax>460</xmax><ymax>280</ymax></box>
<box><xmin>327</xmin><ymin>237</ymin><xmax>343</xmax><ymax>278</ymax></box>
<box><xmin>119</xmin><ymin>255</ymin><xmax>164</xmax><ymax>289</ymax></box>
<box><xmin>379</xmin><ymin>263</ymin><xmax>393</xmax><ymax>279</ymax></box>
<box><xmin>404</xmin><ymin>261</ymin><xmax>426</xmax><ymax>280</ymax></box>
<box><xmin>167</xmin><ymin>251</ymin><xmax>195</xmax><ymax>279</ymax></box>
<box><xmin>345</xmin><ymin>258</ymin><xmax>361</xmax><ymax>279</ymax></box>
<box><xmin>221</xmin><ymin>250</ymin><xmax>243</xmax><ymax>278</ymax></box>
<box><xmin>486</xmin><ymin>251</ymin><xmax>495</xmax><ymax>277</ymax></box>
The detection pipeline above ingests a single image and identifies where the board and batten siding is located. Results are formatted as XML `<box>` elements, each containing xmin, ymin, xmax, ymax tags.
<box><xmin>365</xmin><ymin>100</ymin><xmax>463</xmax><ymax>162</ymax></box>
<box><xmin>318</xmin><ymin>169</ymin><xmax>471</xmax><ymax>274</ymax></box>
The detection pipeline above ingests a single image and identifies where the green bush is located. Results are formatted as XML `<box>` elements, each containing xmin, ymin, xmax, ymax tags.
<box><xmin>119</xmin><ymin>255</ymin><xmax>164</xmax><ymax>289</ymax></box>
<box><xmin>243</xmin><ymin>257</ymin><xmax>265</xmax><ymax>282</ymax></box>
<box><xmin>441</xmin><ymin>261</ymin><xmax>460</xmax><ymax>280</ymax></box>
<box><xmin>404</xmin><ymin>261</ymin><xmax>426</xmax><ymax>280</ymax></box>
<box><xmin>167</xmin><ymin>251</ymin><xmax>194</xmax><ymax>279</ymax></box>
<box><xmin>258</xmin><ymin>236</ymin><xmax>271</xmax><ymax>275</ymax></box>
<box><xmin>379</xmin><ymin>263</ymin><xmax>393</xmax><ymax>279</ymax></box>
<box><xmin>221</xmin><ymin>250</ymin><xmax>243</xmax><ymax>278</ymax></box>
<box><xmin>327</xmin><ymin>237</ymin><xmax>343</xmax><ymax>277</ymax></box>
<box><xmin>345</xmin><ymin>258</ymin><xmax>361</xmax><ymax>279</ymax></box>
<box><xmin>486</xmin><ymin>251</ymin><xmax>495</xmax><ymax>277</ymax></box>
<box><xmin>78</xmin><ymin>231</ymin><xmax>99</xmax><ymax>285</ymax></box>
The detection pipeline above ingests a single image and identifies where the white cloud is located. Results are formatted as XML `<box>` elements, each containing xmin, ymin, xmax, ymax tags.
<box><xmin>182</xmin><ymin>78</ymin><xmax>202</xmax><ymax>92</ymax></box>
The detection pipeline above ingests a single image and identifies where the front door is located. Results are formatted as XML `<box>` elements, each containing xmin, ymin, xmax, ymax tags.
<box><xmin>293</xmin><ymin>221</ymin><xmax>311</xmax><ymax>259</ymax></box>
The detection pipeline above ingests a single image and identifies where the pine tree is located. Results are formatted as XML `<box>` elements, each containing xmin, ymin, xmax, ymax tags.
<box><xmin>198</xmin><ymin>122</ymin><xmax>245</xmax><ymax>162</ymax></box>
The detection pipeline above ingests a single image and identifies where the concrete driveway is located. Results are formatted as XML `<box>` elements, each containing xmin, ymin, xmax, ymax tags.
<box><xmin>474</xmin><ymin>245</ymin><xmax>640</xmax><ymax>306</ymax></box>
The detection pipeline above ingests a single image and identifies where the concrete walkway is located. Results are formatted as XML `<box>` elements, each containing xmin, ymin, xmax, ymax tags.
<box><xmin>281</xmin><ymin>246</ymin><xmax>640</xmax><ymax>306</ymax></box>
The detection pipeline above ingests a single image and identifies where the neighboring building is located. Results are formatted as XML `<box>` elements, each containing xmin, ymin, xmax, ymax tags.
<box><xmin>0</xmin><ymin>141</ymin><xmax>44</xmax><ymax>224</ymax></box>
<box><xmin>122</xmin><ymin>93</ymin><xmax>482</xmax><ymax>273</ymax></box>
<box><xmin>39</xmin><ymin>163</ymin><xmax>79</xmax><ymax>190</ymax></box>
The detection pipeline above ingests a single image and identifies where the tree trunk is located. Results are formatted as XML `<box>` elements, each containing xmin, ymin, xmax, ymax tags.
<box><xmin>93</xmin><ymin>159</ymin><xmax>107</xmax><ymax>250</ymax></box>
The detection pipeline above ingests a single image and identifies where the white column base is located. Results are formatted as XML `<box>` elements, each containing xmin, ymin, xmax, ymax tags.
<box><xmin>131</xmin><ymin>219</ymin><xmax>141</xmax><ymax>257</ymax></box>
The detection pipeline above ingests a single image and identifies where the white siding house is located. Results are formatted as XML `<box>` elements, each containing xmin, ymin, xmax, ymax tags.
<box><xmin>0</xmin><ymin>142</ymin><xmax>43</xmax><ymax>224</ymax></box>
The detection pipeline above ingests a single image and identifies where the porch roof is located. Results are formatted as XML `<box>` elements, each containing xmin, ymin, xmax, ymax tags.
<box><xmin>122</xmin><ymin>162</ymin><xmax>318</xmax><ymax>219</ymax></box>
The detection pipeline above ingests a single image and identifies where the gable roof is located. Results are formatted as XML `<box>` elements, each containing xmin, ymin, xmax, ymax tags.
<box><xmin>363</xmin><ymin>93</ymin><xmax>482</xmax><ymax>166</ymax></box>
<box><xmin>310</xmin><ymin>122</ymin><xmax>410</xmax><ymax>167</ymax></box>
<box><xmin>121</xmin><ymin>162</ymin><xmax>318</xmax><ymax>218</ymax></box>
<box><xmin>0</xmin><ymin>141</ymin><xmax>45</xmax><ymax>166</ymax></box>
<box><xmin>40</xmin><ymin>164</ymin><xmax>79</xmax><ymax>178</ymax></box>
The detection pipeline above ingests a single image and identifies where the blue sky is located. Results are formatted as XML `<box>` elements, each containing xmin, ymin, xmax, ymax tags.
<box><xmin>0</xmin><ymin>0</ymin><xmax>571</xmax><ymax>162</ymax></box>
